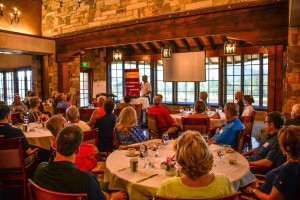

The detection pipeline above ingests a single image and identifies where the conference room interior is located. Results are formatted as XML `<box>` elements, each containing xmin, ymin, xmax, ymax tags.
<box><xmin>0</xmin><ymin>0</ymin><xmax>299</xmax><ymax>199</ymax></box>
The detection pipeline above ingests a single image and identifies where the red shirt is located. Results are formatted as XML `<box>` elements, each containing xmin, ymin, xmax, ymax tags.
<box><xmin>147</xmin><ymin>105</ymin><xmax>175</xmax><ymax>132</ymax></box>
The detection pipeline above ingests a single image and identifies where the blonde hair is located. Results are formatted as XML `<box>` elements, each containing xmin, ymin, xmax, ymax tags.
<box><xmin>46</xmin><ymin>115</ymin><xmax>66</xmax><ymax>137</ymax></box>
<box><xmin>278</xmin><ymin>125</ymin><xmax>300</xmax><ymax>160</ymax></box>
<box><xmin>116</xmin><ymin>106</ymin><xmax>137</xmax><ymax>132</ymax></box>
<box><xmin>200</xmin><ymin>91</ymin><xmax>208</xmax><ymax>100</ymax></box>
<box><xmin>29</xmin><ymin>96</ymin><xmax>40</xmax><ymax>108</ymax></box>
<box><xmin>176</xmin><ymin>130</ymin><xmax>213</xmax><ymax>179</ymax></box>
<box><xmin>291</xmin><ymin>104</ymin><xmax>300</xmax><ymax>119</ymax></box>
<box><xmin>98</xmin><ymin>96</ymin><xmax>106</xmax><ymax>107</ymax></box>
<box><xmin>66</xmin><ymin>106</ymin><xmax>79</xmax><ymax>121</ymax></box>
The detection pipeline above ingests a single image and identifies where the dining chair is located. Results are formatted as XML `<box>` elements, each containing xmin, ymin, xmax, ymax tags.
<box><xmin>82</xmin><ymin>128</ymin><xmax>99</xmax><ymax>147</ymax></box>
<box><xmin>114</xmin><ymin>107</ymin><xmax>124</xmax><ymax>117</ymax></box>
<box><xmin>133</xmin><ymin>103</ymin><xmax>143</xmax><ymax>125</ymax></box>
<box><xmin>154</xmin><ymin>191</ymin><xmax>242</xmax><ymax>200</ymax></box>
<box><xmin>181</xmin><ymin>117</ymin><xmax>210</xmax><ymax>135</ymax></box>
<box><xmin>0</xmin><ymin>137</ymin><xmax>40</xmax><ymax>200</ymax></box>
<box><xmin>11</xmin><ymin>112</ymin><xmax>23</xmax><ymax>124</ymax></box>
<box><xmin>147</xmin><ymin>113</ymin><xmax>178</xmax><ymax>139</ymax></box>
<box><xmin>27</xmin><ymin>179</ymin><xmax>87</xmax><ymax>200</ymax></box>
<box><xmin>239</xmin><ymin>115</ymin><xmax>255</xmax><ymax>150</ymax></box>
<box><xmin>233</xmin><ymin>129</ymin><xmax>244</xmax><ymax>153</ymax></box>
<box><xmin>79</xmin><ymin>107</ymin><xmax>95</xmax><ymax>122</ymax></box>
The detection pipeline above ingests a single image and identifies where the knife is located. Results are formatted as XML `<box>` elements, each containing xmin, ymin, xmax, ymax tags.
<box><xmin>136</xmin><ymin>174</ymin><xmax>159</xmax><ymax>183</ymax></box>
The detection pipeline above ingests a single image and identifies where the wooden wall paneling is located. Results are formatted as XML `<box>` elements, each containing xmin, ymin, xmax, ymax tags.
<box><xmin>42</xmin><ymin>55</ymin><xmax>49</xmax><ymax>100</ymax></box>
<box><xmin>57</xmin><ymin>62</ymin><xmax>69</xmax><ymax>93</ymax></box>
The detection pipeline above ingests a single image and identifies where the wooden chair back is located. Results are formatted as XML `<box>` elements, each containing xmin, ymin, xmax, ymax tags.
<box><xmin>112</xmin><ymin>128</ymin><xmax>119</xmax><ymax>149</ymax></box>
<box><xmin>133</xmin><ymin>103</ymin><xmax>143</xmax><ymax>124</ymax></box>
<box><xmin>27</xmin><ymin>179</ymin><xmax>87</xmax><ymax>200</ymax></box>
<box><xmin>239</xmin><ymin>115</ymin><xmax>255</xmax><ymax>150</ymax></box>
<box><xmin>11</xmin><ymin>112</ymin><xmax>23</xmax><ymax>124</ymax></box>
<box><xmin>147</xmin><ymin>113</ymin><xmax>161</xmax><ymax>138</ymax></box>
<box><xmin>0</xmin><ymin>137</ymin><xmax>39</xmax><ymax>200</ymax></box>
<box><xmin>79</xmin><ymin>108</ymin><xmax>95</xmax><ymax>122</ymax></box>
<box><xmin>181</xmin><ymin>117</ymin><xmax>210</xmax><ymax>135</ymax></box>
<box><xmin>82</xmin><ymin>128</ymin><xmax>98</xmax><ymax>147</ymax></box>
<box><xmin>114</xmin><ymin>108</ymin><xmax>123</xmax><ymax>117</ymax></box>
<box><xmin>155</xmin><ymin>191</ymin><xmax>241</xmax><ymax>200</ymax></box>
<box><xmin>233</xmin><ymin>130</ymin><xmax>244</xmax><ymax>153</ymax></box>
<box><xmin>116</xmin><ymin>103</ymin><xmax>127</xmax><ymax>109</ymax></box>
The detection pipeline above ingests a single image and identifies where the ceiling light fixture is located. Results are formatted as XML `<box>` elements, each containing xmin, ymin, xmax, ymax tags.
<box><xmin>113</xmin><ymin>50</ymin><xmax>122</xmax><ymax>61</ymax></box>
<box><xmin>161</xmin><ymin>46</ymin><xmax>172</xmax><ymax>59</ymax></box>
<box><xmin>224</xmin><ymin>41</ymin><xmax>236</xmax><ymax>55</ymax></box>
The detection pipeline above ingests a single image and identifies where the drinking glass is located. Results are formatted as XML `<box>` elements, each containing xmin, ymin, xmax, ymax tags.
<box><xmin>140</xmin><ymin>143</ymin><xmax>147</xmax><ymax>158</ymax></box>
<box><xmin>162</xmin><ymin>132</ymin><xmax>169</xmax><ymax>145</ymax></box>
<box><xmin>218</xmin><ymin>105</ymin><xmax>223</xmax><ymax>113</ymax></box>
<box><xmin>217</xmin><ymin>144</ymin><xmax>226</xmax><ymax>164</ymax></box>
<box><xmin>207</xmin><ymin>106</ymin><xmax>211</xmax><ymax>115</ymax></box>
<box><xmin>179</xmin><ymin>107</ymin><xmax>183</xmax><ymax>116</ymax></box>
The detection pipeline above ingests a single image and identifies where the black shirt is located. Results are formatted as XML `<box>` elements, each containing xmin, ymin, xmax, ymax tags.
<box><xmin>237</xmin><ymin>99</ymin><xmax>244</xmax><ymax>116</ymax></box>
<box><xmin>33</xmin><ymin>161</ymin><xmax>106</xmax><ymax>200</ymax></box>
<box><xmin>93</xmin><ymin>113</ymin><xmax>117</xmax><ymax>151</ymax></box>
<box><xmin>0</xmin><ymin>123</ymin><xmax>30</xmax><ymax>150</ymax></box>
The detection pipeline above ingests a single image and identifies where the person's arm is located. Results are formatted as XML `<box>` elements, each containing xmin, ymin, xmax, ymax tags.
<box><xmin>110</xmin><ymin>191</ymin><xmax>127</xmax><ymax>200</ymax></box>
<box><xmin>249</xmin><ymin>158</ymin><xmax>273</xmax><ymax>167</ymax></box>
<box><xmin>242</xmin><ymin>147</ymin><xmax>257</xmax><ymax>156</ymax></box>
<box><xmin>245</xmin><ymin>185</ymin><xmax>285</xmax><ymax>200</ymax></box>
<box><xmin>88</xmin><ymin>110</ymin><xmax>98</xmax><ymax>127</ymax></box>
<box><xmin>25</xmin><ymin>147</ymin><xmax>39</xmax><ymax>156</ymax></box>
<box><xmin>165</xmin><ymin>109</ymin><xmax>175</xmax><ymax>126</ymax></box>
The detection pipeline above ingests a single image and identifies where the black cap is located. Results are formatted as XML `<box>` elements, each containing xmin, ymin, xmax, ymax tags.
<box><xmin>0</xmin><ymin>101</ymin><xmax>10</xmax><ymax>120</ymax></box>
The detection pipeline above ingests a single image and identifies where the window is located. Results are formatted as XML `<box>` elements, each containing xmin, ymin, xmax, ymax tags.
<box><xmin>156</xmin><ymin>60</ymin><xmax>172</xmax><ymax>103</ymax></box>
<box><xmin>177</xmin><ymin>82</ymin><xmax>195</xmax><ymax>104</ymax></box>
<box><xmin>199</xmin><ymin>57</ymin><xmax>219</xmax><ymax>104</ymax></box>
<box><xmin>225</xmin><ymin>55</ymin><xmax>242</xmax><ymax>102</ymax></box>
<box><xmin>80</xmin><ymin>71</ymin><xmax>89</xmax><ymax>107</ymax></box>
<box><xmin>109</xmin><ymin>62</ymin><xmax>123</xmax><ymax>101</ymax></box>
<box><xmin>138</xmin><ymin>61</ymin><xmax>151</xmax><ymax>83</ymax></box>
<box><xmin>0</xmin><ymin>71</ymin><xmax>15</xmax><ymax>105</ymax></box>
<box><xmin>17</xmin><ymin>69</ymin><xmax>32</xmax><ymax>100</ymax></box>
<box><xmin>124</xmin><ymin>61</ymin><xmax>137</xmax><ymax>69</ymax></box>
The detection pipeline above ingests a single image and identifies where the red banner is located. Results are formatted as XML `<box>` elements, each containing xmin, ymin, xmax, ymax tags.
<box><xmin>124</xmin><ymin>69</ymin><xmax>140</xmax><ymax>96</ymax></box>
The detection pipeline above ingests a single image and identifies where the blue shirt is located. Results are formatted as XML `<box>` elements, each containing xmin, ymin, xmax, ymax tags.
<box><xmin>259</xmin><ymin>162</ymin><xmax>300</xmax><ymax>199</ymax></box>
<box><xmin>212</xmin><ymin>117</ymin><xmax>244</xmax><ymax>147</ymax></box>
<box><xmin>249</xmin><ymin>133</ymin><xmax>285</xmax><ymax>167</ymax></box>
<box><xmin>116</xmin><ymin>125</ymin><xmax>147</xmax><ymax>146</ymax></box>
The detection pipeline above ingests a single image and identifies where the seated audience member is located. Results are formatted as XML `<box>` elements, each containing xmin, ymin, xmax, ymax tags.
<box><xmin>148</xmin><ymin>96</ymin><xmax>180</xmax><ymax>134</ymax></box>
<box><xmin>28</xmin><ymin>96</ymin><xmax>43</xmax><ymax>123</ymax></box>
<box><xmin>23</xmin><ymin>90</ymin><xmax>32</xmax><ymax>104</ymax></box>
<box><xmin>0</xmin><ymin>101</ymin><xmax>37</xmax><ymax>155</ymax></box>
<box><xmin>156</xmin><ymin>94</ymin><xmax>171</xmax><ymax>113</ymax></box>
<box><xmin>93</xmin><ymin>99</ymin><xmax>117</xmax><ymax>152</ymax></box>
<box><xmin>285</xmin><ymin>104</ymin><xmax>300</xmax><ymax>126</ymax></box>
<box><xmin>88</xmin><ymin>96</ymin><xmax>106</xmax><ymax>127</ymax></box>
<box><xmin>56</xmin><ymin>93</ymin><xmax>71</xmax><ymax>109</ymax></box>
<box><xmin>188</xmin><ymin>100</ymin><xmax>209</xmax><ymax>118</ymax></box>
<box><xmin>199</xmin><ymin>91</ymin><xmax>208</xmax><ymax>108</ymax></box>
<box><xmin>242</xmin><ymin>111</ymin><xmax>286</xmax><ymax>169</ymax></box>
<box><xmin>92</xmin><ymin>93</ymin><xmax>101</xmax><ymax>107</ymax></box>
<box><xmin>244</xmin><ymin>126</ymin><xmax>300</xmax><ymax>200</ymax></box>
<box><xmin>116</xmin><ymin>95</ymin><xmax>134</xmax><ymax>109</ymax></box>
<box><xmin>46</xmin><ymin>116</ymin><xmax>98</xmax><ymax>171</ymax></box>
<box><xmin>157</xmin><ymin>130</ymin><xmax>233</xmax><ymax>198</ymax></box>
<box><xmin>115</xmin><ymin>106</ymin><xmax>147</xmax><ymax>146</ymax></box>
<box><xmin>235</xmin><ymin>91</ymin><xmax>244</xmax><ymax>116</ymax></box>
<box><xmin>124</xmin><ymin>95</ymin><xmax>132</xmax><ymax>104</ymax></box>
<box><xmin>66</xmin><ymin>106</ymin><xmax>91</xmax><ymax>132</ymax></box>
<box><xmin>209</xmin><ymin>103</ymin><xmax>244</xmax><ymax>147</ymax></box>
<box><xmin>65</xmin><ymin>93</ymin><xmax>73</xmax><ymax>106</ymax></box>
<box><xmin>242</xmin><ymin>95</ymin><xmax>255</xmax><ymax>116</ymax></box>
<box><xmin>33</xmin><ymin>125</ymin><xmax>126</xmax><ymax>200</ymax></box>
<box><xmin>10</xmin><ymin>94</ymin><xmax>28</xmax><ymax>115</ymax></box>
<box><xmin>27</xmin><ymin>91</ymin><xmax>49</xmax><ymax>115</ymax></box>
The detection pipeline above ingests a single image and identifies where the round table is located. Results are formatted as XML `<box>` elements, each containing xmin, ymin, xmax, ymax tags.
<box><xmin>171</xmin><ymin>113</ymin><xmax>227</xmax><ymax>130</ymax></box>
<box><xmin>104</xmin><ymin>140</ymin><xmax>255</xmax><ymax>200</ymax></box>
<box><xmin>23</xmin><ymin>123</ymin><xmax>54</xmax><ymax>150</ymax></box>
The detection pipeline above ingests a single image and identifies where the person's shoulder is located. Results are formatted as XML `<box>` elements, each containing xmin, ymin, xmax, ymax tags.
<box><xmin>161</xmin><ymin>177</ymin><xmax>180</xmax><ymax>186</ymax></box>
<box><xmin>213</xmin><ymin>173</ymin><xmax>230</xmax><ymax>182</ymax></box>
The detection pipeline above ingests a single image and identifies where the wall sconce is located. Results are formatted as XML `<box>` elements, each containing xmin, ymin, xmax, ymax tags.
<box><xmin>224</xmin><ymin>41</ymin><xmax>236</xmax><ymax>55</ymax></box>
<box><xmin>0</xmin><ymin>3</ymin><xmax>21</xmax><ymax>27</ymax></box>
<box><xmin>161</xmin><ymin>46</ymin><xmax>172</xmax><ymax>59</ymax></box>
<box><xmin>113</xmin><ymin>50</ymin><xmax>122</xmax><ymax>61</ymax></box>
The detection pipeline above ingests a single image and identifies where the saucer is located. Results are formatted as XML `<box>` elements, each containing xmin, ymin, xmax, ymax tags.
<box><xmin>126</xmin><ymin>152</ymin><xmax>139</xmax><ymax>157</ymax></box>
<box><xmin>225</xmin><ymin>148</ymin><xmax>234</xmax><ymax>153</ymax></box>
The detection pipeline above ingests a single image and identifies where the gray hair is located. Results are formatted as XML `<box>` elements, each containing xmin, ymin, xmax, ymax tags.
<box><xmin>66</xmin><ymin>106</ymin><xmax>79</xmax><ymax>121</ymax></box>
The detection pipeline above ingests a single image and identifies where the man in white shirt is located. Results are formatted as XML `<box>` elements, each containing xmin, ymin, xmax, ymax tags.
<box><xmin>140</xmin><ymin>75</ymin><xmax>152</xmax><ymax>101</ymax></box>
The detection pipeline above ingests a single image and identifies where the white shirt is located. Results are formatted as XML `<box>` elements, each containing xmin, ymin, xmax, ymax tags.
<box><xmin>242</xmin><ymin>105</ymin><xmax>255</xmax><ymax>116</ymax></box>
<box><xmin>141</xmin><ymin>81</ymin><xmax>152</xmax><ymax>97</ymax></box>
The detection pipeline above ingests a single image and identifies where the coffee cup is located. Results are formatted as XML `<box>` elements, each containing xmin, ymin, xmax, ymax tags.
<box><xmin>128</xmin><ymin>148</ymin><xmax>136</xmax><ymax>156</ymax></box>
<box><xmin>22</xmin><ymin>124</ymin><xmax>28</xmax><ymax>132</ymax></box>
<box><xmin>228</xmin><ymin>151</ymin><xmax>237</xmax><ymax>165</ymax></box>
<box><xmin>130</xmin><ymin>158</ymin><xmax>138</xmax><ymax>172</ymax></box>
<box><xmin>224</xmin><ymin>145</ymin><xmax>233</xmax><ymax>153</ymax></box>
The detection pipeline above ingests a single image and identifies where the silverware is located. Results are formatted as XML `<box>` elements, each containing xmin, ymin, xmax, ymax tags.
<box><xmin>136</xmin><ymin>174</ymin><xmax>158</xmax><ymax>183</ymax></box>
<box><xmin>117</xmin><ymin>167</ymin><xmax>129</xmax><ymax>172</ymax></box>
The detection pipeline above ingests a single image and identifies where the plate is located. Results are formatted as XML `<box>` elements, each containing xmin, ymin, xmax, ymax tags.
<box><xmin>126</xmin><ymin>152</ymin><xmax>139</xmax><ymax>157</ymax></box>
<box><xmin>225</xmin><ymin>148</ymin><xmax>234</xmax><ymax>153</ymax></box>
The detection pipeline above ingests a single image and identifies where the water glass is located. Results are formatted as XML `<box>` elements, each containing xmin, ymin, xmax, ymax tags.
<box><xmin>140</xmin><ymin>143</ymin><xmax>147</xmax><ymax>158</ymax></box>
<box><xmin>217</xmin><ymin>144</ymin><xmax>226</xmax><ymax>164</ymax></box>
<box><xmin>162</xmin><ymin>132</ymin><xmax>169</xmax><ymax>145</ymax></box>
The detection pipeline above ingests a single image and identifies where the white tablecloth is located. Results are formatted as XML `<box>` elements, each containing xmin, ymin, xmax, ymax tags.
<box><xmin>104</xmin><ymin>140</ymin><xmax>255</xmax><ymax>200</ymax></box>
<box><xmin>121</xmin><ymin>97</ymin><xmax>149</xmax><ymax>110</ymax></box>
<box><xmin>171</xmin><ymin>113</ymin><xmax>227</xmax><ymax>130</ymax></box>
<box><xmin>23</xmin><ymin>123</ymin><xmax>54</xmax><ymax>150</ymax></box>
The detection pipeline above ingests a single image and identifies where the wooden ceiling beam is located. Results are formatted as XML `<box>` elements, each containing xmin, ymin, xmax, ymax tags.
<box><xmin>207</xmin><ymin>36</ymin><xmax>217</xmax><ymax>50</ymax></box>
<box><xmin>136</xmin><ymin>43</ymin><xmax>147</xmax><ymax>54</ymax></box>
<box><xmin>156</xmin><ymin>41</ymin><xmax>165</xmax><ymax>48</ymax></box>
<box><xmin>56</xmin><ymin>1</ymin><xmax>288</xmax><ymax>57</ymax></box>
<box><xmin>124</xmin><ymin>44</ymin><xmax>135</xmax><ymax>53</ymax></box>
<box><xmin>146</xmin><ymin>42</ymin><xmax>158</xmax><ymax>54</ymax></box>
<box><xmin>180</xmin><ymin>38</ymin><xmax>191</xmax><ymax>52</ymax></box>
<box><xmin>166</xmin><ymin>40</ymin><xmax>179</xmax><ymax>53</ymax></box>
<box><xmin>193</xmin><ymin>38</ymin><xmax>204</xmax><ymax>51</ymax></box>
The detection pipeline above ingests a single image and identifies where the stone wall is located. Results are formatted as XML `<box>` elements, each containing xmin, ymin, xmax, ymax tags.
<box><xmin>283</xmin><ymin>26</ymin><xmax>300</xmax><ymax>114</ymax></box>
<box><xmin>42</xmin><ymin>0</ymin><xmax>257</xmax><ymax>37</ymax></box>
